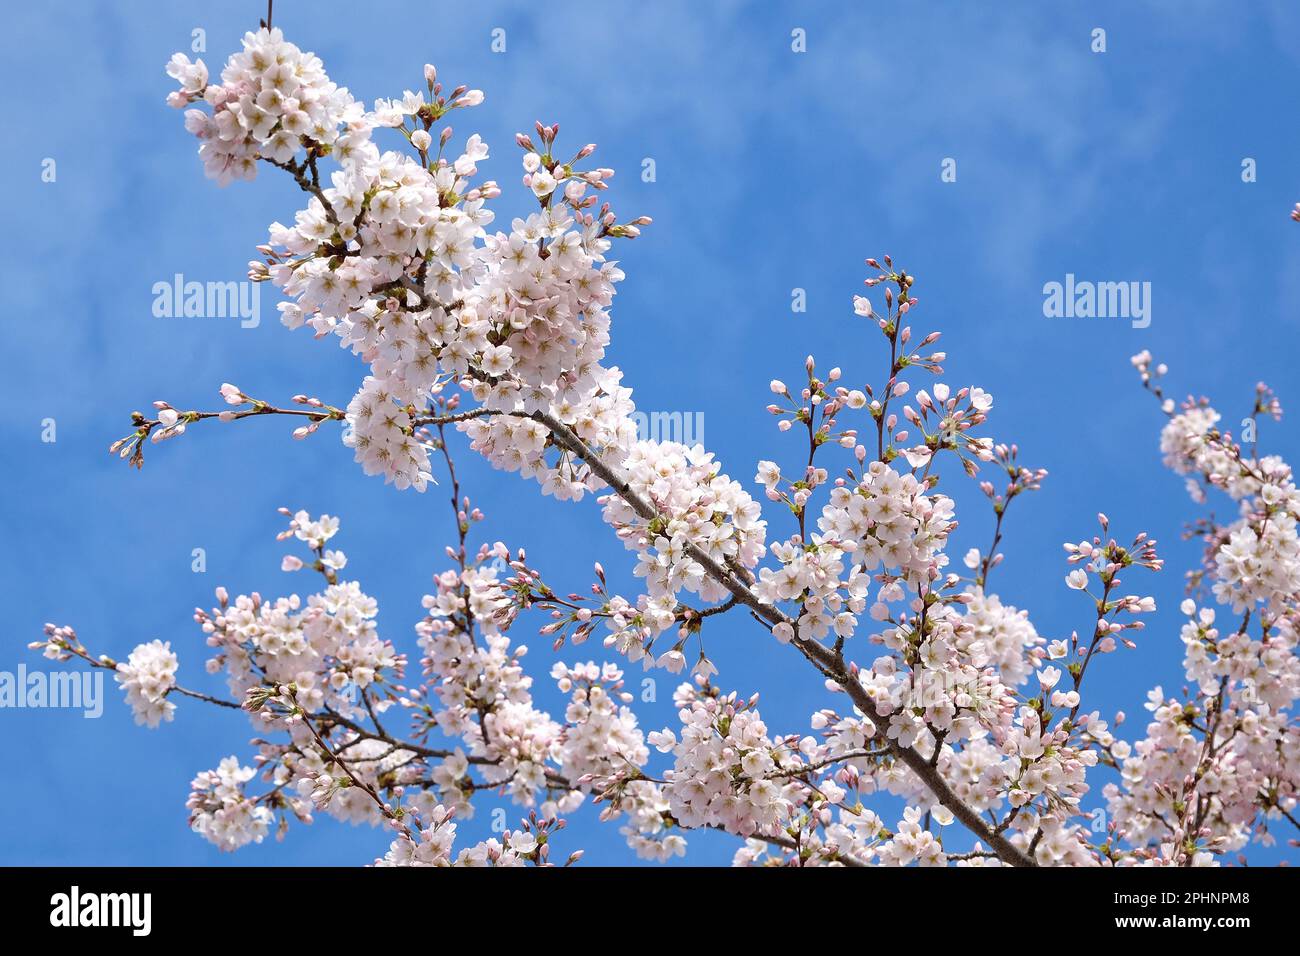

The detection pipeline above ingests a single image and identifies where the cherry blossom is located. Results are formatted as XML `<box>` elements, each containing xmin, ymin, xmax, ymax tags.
<box><xmin>34</xmin><ymin>24</ymin><xmax>1300</xmax><ymax>870</ymax></box>
<box><xmin>115</xmin><ymin>639</ymin><xmax>180</xmax><ymax>728</ymax></box>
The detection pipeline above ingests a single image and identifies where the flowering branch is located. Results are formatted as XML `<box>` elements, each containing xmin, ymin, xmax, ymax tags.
<box><xmin>34</xmin><ymin>23</ymin><xmax>1298</xmax><ymax>869</ymax></box>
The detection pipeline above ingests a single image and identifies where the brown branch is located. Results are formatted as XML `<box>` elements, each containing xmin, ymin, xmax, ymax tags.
<box><xmin>514</xmin><ymin>402</ymin><xmax>1037</xmax><ymax>867</ymax></box>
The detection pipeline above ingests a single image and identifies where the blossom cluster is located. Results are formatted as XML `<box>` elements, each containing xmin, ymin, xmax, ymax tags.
<box><xmin>600</xmin><ymin>441</ymin><xmax>766</xmax><ymax>638</ymax></box>
<box><xmin>1103</xmin><ymin>600</ymin><xmax>1300</xmax><ymax>863</ymax></box>
<box><xmin>186</xmin><ymin>756</ymin><xmax>275</xmax><ymax>851</ymax></box>
<box><xmin>166</xmin><ymin>28</ymin><xmax>362</xmax><ymax>185</ymax></box>
<box><xmin>80</xmin><ymin>506</ymin><xmax>698</xmax><ymax>859</ymax></box>
<box><xmin>166</xmin><ymin>29</ymin><xmax>655</xmax><ymax>508</ymax></box>
<box><xmin>648</xmin><ymin>684</ymin><xmax>794</xmax><ymax>838</ymax></box>
<box><xmin>115</xmin><ymin>639</ymin><xmax>179</xmax><ymax>728</ymax></box>
<box><xmin>374</xmin><ymin>805</ymin><xmax>542</xmax><ymax>867</ymax></box>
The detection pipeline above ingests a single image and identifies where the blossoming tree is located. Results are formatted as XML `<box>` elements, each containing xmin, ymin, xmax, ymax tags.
<box><xmin>35</xmin><ymin>24</ymin><xmax>1300</xmax><ymax>867</ymax></box>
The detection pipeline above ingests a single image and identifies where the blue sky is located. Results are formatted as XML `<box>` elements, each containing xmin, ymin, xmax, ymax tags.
<box><xmin>4</xmin><ymin>1</ymin><xmax>1300</xmax><ymax>865</ymax></box>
